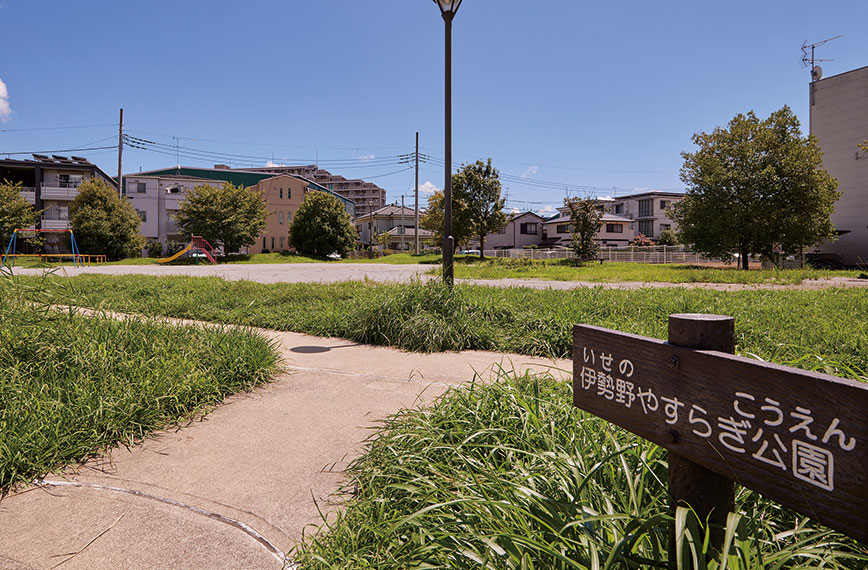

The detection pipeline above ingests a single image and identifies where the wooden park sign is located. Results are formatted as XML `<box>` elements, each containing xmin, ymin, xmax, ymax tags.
<box><xmin>573</xmin><ymin>314</ymin><xmax>868</xmax><ymax>544</ymax></box>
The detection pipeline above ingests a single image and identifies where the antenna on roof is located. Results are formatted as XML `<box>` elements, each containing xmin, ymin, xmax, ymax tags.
<box><xmin>801</xmin><ymin>35</ymin><xmax>842</xmax><ymax>80</ymax></box>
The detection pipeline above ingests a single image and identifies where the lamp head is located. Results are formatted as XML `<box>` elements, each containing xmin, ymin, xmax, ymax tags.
<box><xmin>433</xmin><ymin>0</ymin><xmax>462</xmax><ymax>16</ymax></box>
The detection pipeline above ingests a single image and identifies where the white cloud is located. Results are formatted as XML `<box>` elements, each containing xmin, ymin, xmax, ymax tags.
<box><xmin>266</xmin><ymin>160</ymin><xmax>281</xmax><ymax>167</ymax></box>
<box><xmin>536</xmin><ymin>205</ymin><xmax>557</xmax><ymax>216</ymax></box>
<box><xmin>359</xmin><ymin>153</ymin><xmax>375</xmax><ymax>162</ymax></box>
<box><xmin>419</xmin><ymin>181</ymin><xmax>440</xmax><ymax>194</ymax></box>
<box><xmin>509</xmin><ymin>207</ymin><xmax>520</xmax><ymax>214</ymax></box>
<box><xmin>520</xmin><ymin>165</ymin><xmax>539</xmax><ymax>179</ymax></box>
<box><xmin>0</xmin><ymin>77</ymin><xmax>11</xmax><ymax>122</ymax></box>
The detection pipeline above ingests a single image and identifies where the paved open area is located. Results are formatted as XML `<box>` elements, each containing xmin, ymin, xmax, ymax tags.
<box><xmin>9</xmin><ymin>262</ymin><xmax>868</xmax><ymax>290</ymax></box>
<box><xmin>0</xmin><ymin>324</ymin><xmax>570</xmax><ymax>569</ymax></box>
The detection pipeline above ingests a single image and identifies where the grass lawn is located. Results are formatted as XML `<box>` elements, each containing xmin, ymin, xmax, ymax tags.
<box><xmin>23</xmin><ymin>275</ymin><xmax>868</xmax><ymax>380</ymax></box>
<box><xmin>292</xmin><ymin>373</ymin><xmax>867</xmax><ymax>568</ymax></box>
<box><xmin>445</xmin><ymin>258</ymin><xmax>864</xmax><ymax>285</ymax></box>
<box><xmin>0</xmin><ymin>279</ymin><xmax>279</xmax><ymax>492</ymax></box>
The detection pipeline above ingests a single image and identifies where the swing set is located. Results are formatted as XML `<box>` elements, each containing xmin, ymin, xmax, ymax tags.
<box><xmin>1</xmin><ymin>228</ymin><xmax>106</xmax><ymax>269</ymax></box>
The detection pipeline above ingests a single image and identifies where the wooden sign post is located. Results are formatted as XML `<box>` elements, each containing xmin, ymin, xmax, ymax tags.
<box><xmin>573</xmin><ymin>313</ymin><xmax>868</xmax><ymax>547</ymax></box>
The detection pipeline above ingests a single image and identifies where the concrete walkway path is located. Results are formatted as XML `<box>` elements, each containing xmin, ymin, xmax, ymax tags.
<box><xmin>0</xmin><ymin>327</ymin><xmax>570</xmax><ymax>570</ymax></box>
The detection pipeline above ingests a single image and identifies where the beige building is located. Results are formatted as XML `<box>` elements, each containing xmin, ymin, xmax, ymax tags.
<box><xmin>247</xmin><ymin>174</ymin><xmax>307</xmax><ymax>253</ymax></box>
<box><xmin>353</xmin><ymin>204</ymin><xmax>431</xmax><ymax>251</ymax></box>
<box><xmin>543</xmin><ymin>210</ymin><xmax>636</xmax><ymax>248</ymax></box>
<box><xmin>232</xmin><ymin>164</ymin><xmax>386</xmax><ymax>216</ymax></box>
<box><xmin>810</xmin><ymin>65</ymin><xmax>868</xmax><ymax>266</ymax></box>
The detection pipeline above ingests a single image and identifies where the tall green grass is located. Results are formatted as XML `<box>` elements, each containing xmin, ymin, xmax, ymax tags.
<box><xmin>292</xmin><ymin>373</ymin><xmax>868</xmax><ymax>569</ymax></box>
<box><xmin>447</xmin><ymin>259</ymin><xmax>863</xmax><ymax>285</ymax></box>
<box><xmin>21</xmin><ymin>275</ymin><xmax>868</xmax><ymax>380</ymax></box>
<box><xmin>0</xmin><ymin>275</ymin><xmax>279</xmax><ymax>492</ymax></box>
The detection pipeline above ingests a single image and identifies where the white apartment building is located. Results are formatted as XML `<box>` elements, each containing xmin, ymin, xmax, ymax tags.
<box><xmin>1</xmin><ymin>155</ymin><xmax>118</xmax><ymax>231</ymax></box>
<box><xmin>468</xmin><ymin>211</ymin><xmax>547</xmax><ymax>250</ymax></box>
<box><xmin>602</xmin><ymin>191</ymin><xmax>683</xmax><ymax>240</ymax></box>
<box><xmin>543</xmin><ymin>210</ymin><xmax>636</xmax><ymax>248</ymax></box>
<box><xmin>353</xmin><ymin>204</ymin><xmax>431</xmax><ymax>250</ymax></box>
<box><xmin>810</xmin><ymin>65</ymin><xmax>868</xmax><ymax>266</ymax></box>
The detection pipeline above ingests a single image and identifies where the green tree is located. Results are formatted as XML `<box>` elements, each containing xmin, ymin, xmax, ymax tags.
<box><xmin>671</xmin><ymin>106</ymin><xmax>839</xmax><ymax>269</ymax></box>
<box><xmin>420</xmin><ymin>159</ymin><xmax>507</xmax><ymax>257</ymax></box>
<box><xmin>0</xmin><ymin>180</ymin><xmax>39</xmax><ymax>248</ymax></box>
<box><xmin>453</xmin><ymin>159</ymin><xmax>507</xmax><ymax>258</ymax></box>
<box><xmin>174</xmin><ymin>182</ymin><xmax>267</xmax><ymax>255</ymax></box>
<box><xmin>69</xmin><ymin>179</ymin><xmax>145</xmax><ymax>260</ymax></box>
<box><xmin>289</xmin><ymin>191</ymin><xmax>357</xmax><ymax>257</ymax></box>
<box><xmin>563</xmin><ymin>196</ymin><xmax>602</xmax><ymax>260</ymax></box>
<box><xmin>420</xmin><ymin>190</ymin><xmax>471</xmax><ymax>250</ymax></box>
<box><xmin>656</xmin><ymin>227</ymin><xmax>679</xmax><ymax>246</ymax></box>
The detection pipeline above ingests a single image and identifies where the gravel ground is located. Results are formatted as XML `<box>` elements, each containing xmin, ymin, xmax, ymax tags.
<box><xmin>8</xmin><ymin>263</ymin><xmax>868</xmax><ymax>290</ymax></box>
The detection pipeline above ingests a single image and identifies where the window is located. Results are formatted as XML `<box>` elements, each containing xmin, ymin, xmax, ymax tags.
<box><xmin>638</xmin><ymin>199</ymin><xmax>653</xmax><ymax>217</ymax></box>
<box><xmin>271</xmin><ymin>237</ymin><xmax>275</xmax><ymax>250</ymax></box>
<box><xmin>279</xmin><ymin>189</ymin><xmax>283</xmax><ymax>199</ymax></box>
<box><xmin>659</xmin><ymin>200</ymin><xmax>670</xmax><ymax>210</ymax></box>
<box><xmin>520</xmin><ymin>223</ymin><xmax>538</xmax><ymax>235</ymax></box>
<box><xmin>279</xmin><ymin>212</ymin><xmax>284</xmax><ymax>224</ymax></box>
<box><xmin>287</xmin><ymin>211</ymin><xmax>292</xmax><ymax>223</ymax></box>
<box><xmin>262</xmin><ymin>237</ymin><xmax>266</xmax><ymax>250</ymax></box>
<box><xmin>638</xmin><ymin>220</ymin><xmax>654</xmax><ymax>237</ymax></box>
<box><xmin>137</xmin><ymin>182</ymin><xmax>146</xmax><ymax>193</ymax></box>
<box><xmin>497</xmin><ymin>225</ymin><xmax>507</xmax><ymax>234</ymax></box>
<box><xmin>556</xmin><ymin>224</ymin><xmax>570</xmax><ymax>234</ymax></box>
<box><xmin>661</xmin><ymin>224</ymin><xmax>671</xmax><ymax>230</ymax></box>
<box><xmin>606</xmin><ymin>223</ymin><xmax>623</xmax><ymax>233</ymax></box>
<box><xmin>137</xmin><ymin>210</ymin><xmax>147</xmax><ymax>222</ymax></box>
<box><xmin>279</xmin><ymin>236</ymin><xmax>285</xmax><ymax>249</ymax></box>
<box><xmin>614</xmin><ymin>203</ymin><xmax>624</xmax><ymax>214</ymax></box>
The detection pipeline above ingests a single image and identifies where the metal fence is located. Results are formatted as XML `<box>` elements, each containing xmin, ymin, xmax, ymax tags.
<box><xmin>479</xmin><ymin>246</ymin><xmax>725</xmax><ymax>265</ymax></box>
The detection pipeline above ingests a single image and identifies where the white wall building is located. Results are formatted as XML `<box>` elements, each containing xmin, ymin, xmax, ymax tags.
<box><xmin>810</xmin><ymin>65</ymin><xmax>868</xmax><ymax>266</ymax></box>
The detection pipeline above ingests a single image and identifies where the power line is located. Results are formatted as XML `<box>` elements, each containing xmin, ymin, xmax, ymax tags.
<box><xmin>0</xmin><ymin>123</ymin><xmax>117</xmax><ymax>133</ymax></box>
<box><xmin>0</xmin><ymin>145</ymin><xmax>119</xmax><ymax>157</ymax></box>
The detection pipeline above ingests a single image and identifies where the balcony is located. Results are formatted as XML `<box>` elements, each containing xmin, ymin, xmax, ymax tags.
<box><xmin>41</xmin><ymin>218</ymin><xmax>70</xmax><ymax>230</ymax></box>
<box><xmin>41</xmin><ymin>182</ymin><xmax>80</xmax><ymax>201</ymax></box>
<box><xmin>20</xmin><ymin>187</ymin><xmax>36</xmax><ymax>205</ymax></box>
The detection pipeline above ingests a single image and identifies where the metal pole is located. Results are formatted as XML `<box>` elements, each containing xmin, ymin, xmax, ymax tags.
<box><xmin>442</xmin><ymin>11</ymin><xmax>454</xmax><ymax>285</ymax></box>
<box><xmin>414</xmin><ymin>131</ymin><xmax>420</xmax><ymax>255</ymax></box>
<box><xmin>117</xmin><ymin>108</ymin><xmax>124</xmax><ymax>196</ymax></box>
<box><xmin>401</xmin><ymin>194</ymin><xmax>406</xmax><ymax>253</ymax></box>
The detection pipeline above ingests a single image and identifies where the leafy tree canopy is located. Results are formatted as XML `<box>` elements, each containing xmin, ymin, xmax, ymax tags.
<box><xmin>69</xmin><ymin>179</ymin><xmax>145</xmax><ymax>261</ymax></box>
<box><xmin>0</xmin><ymin>180</ymin><xmax>39</xmax><ymax>248</ymax></box>
<box><xmin>289</xmin><ymin>191</ymin><xmax>357</xmax><ymax>257</ymax></box>
<box><xmin>670</xmin><ymin>106</ymin><xmax>839</xmax><ymax>269</ymax></box>
<box><xmin>421</xmin><ymin>159</ymin><xmax>507</xmax><ymax>257</ymax></box>
<box><xmin>174</xmin><ymin>182</ymin><xmax>268</xmax><ymax>254</ymax></box>
<box><xmin>563</xmin><ymin>196</ymin><xmax>602</xmax><ymax>260</ymax></box>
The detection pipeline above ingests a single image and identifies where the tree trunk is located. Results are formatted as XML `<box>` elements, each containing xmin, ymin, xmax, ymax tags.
<box><xmin>740</xmin><ymin>246</ymin><xmax>749</xmax><ymax>270</ymax></box>
<box><xmin>479</xmin><ymin>235</ymin><xmax>485</xmax><ymax>259</ymax></box>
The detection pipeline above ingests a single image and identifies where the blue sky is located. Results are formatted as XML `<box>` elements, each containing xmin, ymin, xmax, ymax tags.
<box><xmin>1</xmin><ymin>0</ymin><xmax>866</xmax><ymax>216</ymax></box>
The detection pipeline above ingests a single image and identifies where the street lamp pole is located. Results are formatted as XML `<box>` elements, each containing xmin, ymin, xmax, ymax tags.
<box><xmin>434</xmin><ymin>0</ymin><xmax>462</xmax><ymax>285</ymax></box>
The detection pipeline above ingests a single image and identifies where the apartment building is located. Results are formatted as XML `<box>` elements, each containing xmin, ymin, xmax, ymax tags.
<box><xmin>602</xmin><ymin>191</ymin><xmax>683</xmax><ymax>239</ymax></box>
<box><xmin>233</xmin><ymin>164</ymin><xmax>386</xmax><ymax>216</ymax></box>
<box><xmin>124</xmin><ymin>166</ymin><xmax>354</xmax><ymax>250</ymax></box>
<box><xmin>809</xmin><ymin>65</ymin><xmax>868</xmax><ymax>266</ymax></box>
<box><xmin>247</xmin><ymin>174</ymin><xmax>317</xmax><ymax>254</ymax></box>
<box><xmin>0</xmin><ymin>154</ymin><xmax>118</xmax><ymax>230</ymax></box>
<box><xmin>353</xmin><ymin>204</ymin><xmax>432</xmax><ymax>250</ymax></box>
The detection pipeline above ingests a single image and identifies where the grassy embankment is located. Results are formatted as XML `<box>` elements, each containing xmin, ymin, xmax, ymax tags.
<box><xmin>28</xmin><ymin>275</ymin><xmax>868</xmax><ymax>378</ymax></box>
<box><xmin>0</xmin><ymin>276</ymin><xmax>279</xmax><ymax>493</ymax></box>
<box><xmin>445</xmin><ymin>257</ymin><xmax>864</xmax><ymax>285</ymax></box>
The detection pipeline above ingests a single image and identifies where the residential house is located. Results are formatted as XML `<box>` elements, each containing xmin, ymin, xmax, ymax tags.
<box><xmin>468</xmin><ymin>211</ymin><xmax>546</xmax><ymax>250</ymax></box>
<box><xmin>124</xmin><ymin>166</ymin><xmax>354</xmax><ymax>251</ymax></box>
<box><xmin>230</xmin><ymin>164</ymin><xmax>386</xmax><ymax>216</ymax></box>
<box><xmin>601</xmin><ymin>191</ymin><xmax>683</xmax><ymax>240</ymax></box>
<box><xmin>353</xmin><ymin>204</ymin><xmax>432</xmax><ymax>251</ymax></box>
<box><xmin>0</xmin><ymin>154</ymin><xmax>118</xmax><ymax>231</ymax></box>
<box><xmin>809</xmin><ymin>65</ymin><xmax>868</xmax><ymax>266</ymax></box>
<box><xmin>542</xmin><ymin>209</ymin><xmax>636</xmax><ymax>248</ymax></box>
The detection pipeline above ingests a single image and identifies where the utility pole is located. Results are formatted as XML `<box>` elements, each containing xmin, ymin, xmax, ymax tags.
<box><xmin>414</xmin><ymin>131</ymin><xmax>420</xmax><ymax>255</ymax></box>
<box><xmin>401</xmin><ymin>194</ymin><xmax>406</xmax><ymax>253</ymax></box>
<box><xmin>117</xmin><ymin>108</ymin><xmax>124</xmax><ymax>196</ymax></box>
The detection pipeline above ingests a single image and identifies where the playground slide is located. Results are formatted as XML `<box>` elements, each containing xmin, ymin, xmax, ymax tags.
<box><xmin>157</xmin><ymin>243</ymin><xmax>193</xmax><ymax>264</ymax></box>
